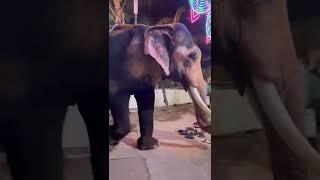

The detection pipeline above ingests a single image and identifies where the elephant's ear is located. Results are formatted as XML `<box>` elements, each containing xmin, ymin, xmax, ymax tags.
<box><xmin>144</xmin><ymin>25</ymin><xmax>174</xmax><ymax>76</ymax></box>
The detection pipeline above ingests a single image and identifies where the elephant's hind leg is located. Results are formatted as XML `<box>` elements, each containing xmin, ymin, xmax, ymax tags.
<box><xmin>5</xmin><ymin>105</ymin><xmax>66</xmax><ymax>180</ymax></box>
<box><xmin>134</xmin><ymin>88</ymin><xmax>159</xmax><ymax>150</ymax></box>
<box><xmin>109</xmin><ymin>93</ymin><xmax>130</xmax><ymax>145</ymax></box>
<box><xmin>78</xmin><ymin>95</ymin><xmax>107</xmax><ymax>180</ymax></box>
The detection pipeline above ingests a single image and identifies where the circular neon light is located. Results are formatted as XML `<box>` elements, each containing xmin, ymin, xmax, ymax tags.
<box><xmin>188</xmin><ymin>0</ymin><xmax>211</xmax><ymax>14</ymax></box>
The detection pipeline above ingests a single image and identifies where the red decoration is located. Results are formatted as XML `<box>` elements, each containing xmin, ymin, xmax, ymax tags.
<box><xmin>205</xmin><ymin>36</ymin><xmax>211</xmax><ymax>44</ymax></box>
<box><xmin>190</xmin><ymin>9</ymin><xmax>200</xmax><ymax>23</ymax></box>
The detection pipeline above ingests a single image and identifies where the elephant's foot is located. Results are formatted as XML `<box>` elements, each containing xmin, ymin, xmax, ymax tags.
<box><xmin>109</xmin><ymin>136</ymin><xmax>119</xmax><ymax>146</ymax></box>
<box><xmin>109</xmin><ymin>125</ymin><xmax>130</xmax><ymax>145</ymax></box>
<box><xmin>137</xmin><ymin>136</ymin><xmax>159</xmax><ymax>150</ymax></box>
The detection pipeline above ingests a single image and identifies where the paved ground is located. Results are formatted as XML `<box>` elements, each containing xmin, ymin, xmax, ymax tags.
<box><xmin>213</xmin><ymin>130</ymin><xmax>320</xmax><ymax>180</ymax></box>
<box><xmin>0</xmin><ymin>153</ymin><xmax>94</xmax><ymax>180</ymax></box>
<box><xmin>109</xmin><ymin>104</ymin><xmax>211</xmax><ymax>180</ymax></box>
<box><xmin>0</xmin><ymin>104</ymin><xmax>211</xmax><ymax>180</ymax></box>
<box><xmin>213</xmin><ymin>131</ymin><xmax>273</xmax><ymax>180</ymax></box>
<box><xmin>1</xmin><ymin>104</ymin><xmax>320</xmax><ymax>180</ymax></box>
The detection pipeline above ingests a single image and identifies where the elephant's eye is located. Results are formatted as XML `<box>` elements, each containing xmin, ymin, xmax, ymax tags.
<box><xmin>188</xmin><ymin>52</ymin><xmax>196</xmax><ymax>61</ymax></box>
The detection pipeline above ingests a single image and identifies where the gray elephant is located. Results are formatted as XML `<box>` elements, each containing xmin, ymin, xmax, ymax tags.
<box><xmin>109</xmin><ymin>23</ymin><xmax>211</xmax><ymax>150</ymax></box>
<box><xmin>214</xmin><ymin>0</ymin><xmax>320</xmax><ymax>179</ymax></box>
<box><xmin>0</xmin><ymin>1</ymin><xmax>107</xmax><ymax>180</ymax></box>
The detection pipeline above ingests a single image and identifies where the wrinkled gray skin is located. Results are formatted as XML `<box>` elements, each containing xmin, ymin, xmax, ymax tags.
<box><xmin>109</xmin><ymin>23</ymin><xmax>211</xmax><ymax>150</ymax></box>
<box><xmin>214</xmin><ymin>0</ymin><xmax>320</xmax><ymax>179</ymax></box>
<box><xmin>0</xmin><ymin>1</ymin><xmax>107</xmax><ymax>180</ymax></box>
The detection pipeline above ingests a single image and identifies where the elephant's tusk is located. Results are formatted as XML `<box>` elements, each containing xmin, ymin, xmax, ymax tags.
<box><xmin>252</xmin><ymin>75</ymin><xmax>320</xmax><ymax>174</ymax></box>
<box><xmin>188</xmin><ymin>86</ymin><xmax>211</xmax><ymax>118</ymax></box>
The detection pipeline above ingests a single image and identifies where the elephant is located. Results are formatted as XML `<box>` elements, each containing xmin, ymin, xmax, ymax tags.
<box><xmin>108</xmin><ymin>23</ymin><xmax>211</xmax><ymax>150</ymax></box>
<box><xmin>214</xmin><ymin>0</ymin><xmax>320</xmax><ymax>179</ymax></box>
<box><xmin>0</xmin><ymin>1</ymin><xmax>107</xmax><ymax>180</ymax></box>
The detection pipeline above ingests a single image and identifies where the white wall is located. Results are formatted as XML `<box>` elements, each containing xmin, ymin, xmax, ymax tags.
<box><xmin>128</xmin><ymin>89</ymin><xmax>210</xmax><ymax>111</ymax></box>
<box><xmin>62</xmin><ymin>105</ymin><xmax>89</xmax><ymax>148</ymax></box>
<box><xmin>212</xmin><ymin>89</ymin><xmax>263</xmax><ymax>136</ymax></box>
<box><xmin>63</xmin><ymin>89</ymin><xmax>210</xmax><ymax>148</ymax></box>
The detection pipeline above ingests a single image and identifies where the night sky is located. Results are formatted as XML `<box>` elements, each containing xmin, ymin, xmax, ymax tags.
<box><xmin>287</xmin><ymin>0</ymin><xmax>320</xmax><ymax>22</ymax></box>
<box><xmin>121</xmin><ymin>0</ymin><xmax>320</xmax><ymax>53</ymax></box>
<box><xmin>134</xmin><ymin>0</ymin><xmax>320</xmax><ymax>21</ymax></box>
<box><xmin>124</xmin><ymin>0</ymin><xmax>320</xmax><ymax>25</ymax></box>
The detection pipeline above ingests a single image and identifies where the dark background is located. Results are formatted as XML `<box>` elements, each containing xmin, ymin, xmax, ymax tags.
<box><xmin>288</xmin><ymin>0</ymin><xmax>320</xmax><ymax>55</ymax></box>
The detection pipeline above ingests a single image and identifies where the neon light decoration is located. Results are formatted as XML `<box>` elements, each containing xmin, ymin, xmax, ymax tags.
<box><xmin>206</xmin><ymin>35</ymin><xmax>211</xmax><ymax>44</ymax></box>
<box><xmin>190</xmin><ymin>9</ymin><xmax>200</xmax><ymax>23</ymax></box>
<box><xmin>205</xmin><ymin>12</ymin><xmax>211</xmax><ymax>44</ymax></box>
<box><xmin>206</xmin><ymin>13</ymin><xmax>211</xmax><ymax>38</ymax></box>
<box><xmin>188</xmin><ymin>0</ymin><xmax>211</xmax><ymax>44</ymax></box>
<box><xmin>188</xmin><ymin>0</ymin><xmax>211</xmax><ymax>14</ymax></box>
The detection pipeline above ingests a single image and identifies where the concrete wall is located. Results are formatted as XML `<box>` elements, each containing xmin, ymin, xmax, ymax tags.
<box><xmin>213</xmin><ymin>89</ymin><xmax>263</xmax><ymax>136</ymax></box>
<box><xmin>62</xmin><ymin>105</ymin><xmax>89</xmax><ymax>148</ymax></box>
<box><xmin>212</xmin><ymin>89</ymin><xmax>318</xmax><ymax>137</ymax></box>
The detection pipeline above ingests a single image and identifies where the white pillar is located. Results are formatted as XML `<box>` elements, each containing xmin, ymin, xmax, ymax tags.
<box><xmin>134</xmin><ymin>0</ymin><xmax>138</xmax><ymax>24</ymax></box>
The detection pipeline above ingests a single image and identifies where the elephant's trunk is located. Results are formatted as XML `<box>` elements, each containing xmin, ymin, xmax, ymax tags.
<box><xmin>252</xmin><ymin>76</ymin><xmax>320</xmax><ymax>173</ymax></box>
<box><xmin>187</xmin><ymin>83</ymin><xmax>211</xmax><ymax>133</ymax></box>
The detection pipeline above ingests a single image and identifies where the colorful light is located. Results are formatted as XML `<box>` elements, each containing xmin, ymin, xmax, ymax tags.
<box><xmin>205</xmin><ymin>36</ymin><xmax>211</xmax><ymax>44</ymax></box>
<box><xmin>188</xmin><ymin>0</ymin><xmax>211</xmax><ymax>14</ymax></box>
<box><xmin>206</xmin><ymin>13</ymin><xmax>211</xmax><ymax>39</ymax></box>
<box><xmin>188</xmin><ymin>0</ymin><xmax>211</xmax><ymax>44</ymax></box>
<box><xmin>190</xmin><ymin>9</ymin><xmax>200</xmax><ymax>23</ymax></box>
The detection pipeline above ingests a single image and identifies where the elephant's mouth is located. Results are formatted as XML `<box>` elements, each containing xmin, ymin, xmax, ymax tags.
<box><xmin>252</xmin><ymin>76</ymin><xmax>320</xmax><ymax>173</ymax></box>
<box><xmin>187</xmin><ymin>86</ymin><xmax>211</xmax><ymax>133</ymax></box>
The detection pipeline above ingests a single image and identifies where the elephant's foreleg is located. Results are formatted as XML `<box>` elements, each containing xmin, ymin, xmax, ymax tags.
<box><xmin>109</xmin><ymin>93</ymin><xmax>130</xmax><ymax>144</ymax></box>
<box><xmin>134</xmin><ymin>88</ymin><xmax>159</xmax><ymax>150</ymax></box>
<box><xmin>78</xmin><ymin>95</ymin><xmax>107</xmax><ymax>180</ymax></box>
<box><xmin>5</xmin><ymin>105</ymin><xmax>65</xmax><ymax>180</ymax></box>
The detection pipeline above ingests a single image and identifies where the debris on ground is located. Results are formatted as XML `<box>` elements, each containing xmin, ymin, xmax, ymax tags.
<box><xmin>175</xmin><ymin>126</ymin><xmax>211</xmax><ymax>144</ymax></box>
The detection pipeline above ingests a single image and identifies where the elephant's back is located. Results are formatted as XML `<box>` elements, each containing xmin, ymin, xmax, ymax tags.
<box><xmin>0</xmin><ymin>60</ymin><xmax>71</xmax><ymax>105</ymax></box>
<box><xmin>109</xmin><ymin>25</ymin><xmax>162</xmax><ymax>94</ymax></box>
<box><xmin>109</xmin><ymin>24</ymin><xmax>148</xmax><ymax>77</ymax></box>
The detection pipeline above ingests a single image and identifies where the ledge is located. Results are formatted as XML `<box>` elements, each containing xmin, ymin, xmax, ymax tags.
<box><xmin>129</xmin><ymin>89</ymin><xmax>210</xmax><ymax>112</ymax></box>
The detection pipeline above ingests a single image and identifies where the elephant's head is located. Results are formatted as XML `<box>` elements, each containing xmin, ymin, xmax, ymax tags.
<box><xmin>144</xmin><ymin>23</ymin><xmax>211</xmax><ymax>132</ymax></box>
<box><xmin>215</xmin><ymin>0</ymin><xmax>320</xmax><ymax>174</ymax></box>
